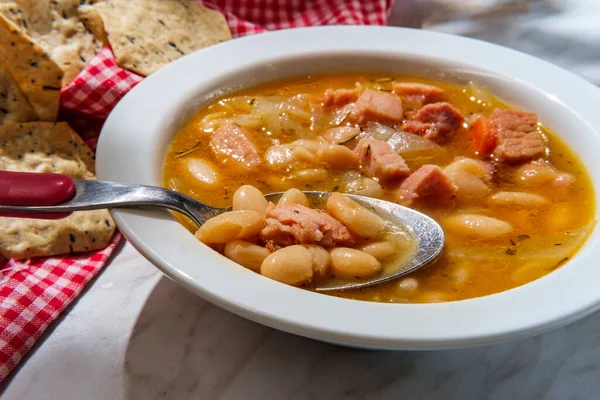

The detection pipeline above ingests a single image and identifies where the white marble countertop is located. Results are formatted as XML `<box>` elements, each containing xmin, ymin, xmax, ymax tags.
<box><xmin>3</xmin><ymin>1</ymin><xmax>600</xmax><ymax>399</ymax></box>
<box><xmin>3</xmin><ymin>241</ymin><xmax>600</xmax><ymax>400</ymax></box>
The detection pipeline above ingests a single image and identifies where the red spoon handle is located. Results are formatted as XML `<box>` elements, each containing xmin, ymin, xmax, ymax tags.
<box><xmin>0</xmin><ymin>171</ymin><xmax>76</xmax><ymax>219</ymax></box>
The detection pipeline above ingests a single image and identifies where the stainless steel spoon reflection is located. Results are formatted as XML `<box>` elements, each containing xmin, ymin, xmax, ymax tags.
<box><xmin>0</xmin><ymin>177</ymin><xmax>444</xmax><ymax>292</ymax></box>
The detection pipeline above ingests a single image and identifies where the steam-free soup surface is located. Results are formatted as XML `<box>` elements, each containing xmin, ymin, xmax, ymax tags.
<box><xmin>163</xmin><ymin>74</ymin><xmax>595</xmax><ymax>303</ymax></box>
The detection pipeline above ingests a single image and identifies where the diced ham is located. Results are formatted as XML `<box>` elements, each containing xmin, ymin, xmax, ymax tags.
<box><xmin>393</xmin><ymin>82</ymin><xmax>446</xmax><ymax>105</ymax></box>
<box><xmin>321</xmin><ymin>88</ymin><xmax>359</xmax><ymax>107</ymax></box>
<box><xmin>354</xmin><ymin>137</ymin><xmax>411</xmax><ymax>183</ymax></box>
<box><xmin>350</xmin><ymin>89</ymin><xmax>404</xmax><ymax>124</ymax></box>
<box><xmin>490</xmin><ymin>109</ymin><xmax>545</xmax><ymax>163</ymax></box>
<box><xmin>402</xmin><ymin>102</ymin><xmax>464</xmax><ymax>143</ymax></box>
<box><xmin>210</xmin><ymin>122</ymin><xmax>262</xmax><ymax>169</ymax></box>
<box><xmin>260</xmin><ymin>203</ymin><xmax>355</xmax><ymax>248</ymax></box>
<box><xmin>397</xmin><ymin>165</ymin><xmax>458</xmax><ymax>205</ymax></box>
<box><xmin>323</xmin><ymin>126</ymin><xmax>361</xmax><ymax>144</ymax></box>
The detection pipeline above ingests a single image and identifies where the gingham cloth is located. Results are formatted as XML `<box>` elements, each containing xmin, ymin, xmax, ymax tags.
<box><xmin>0</xmin><ymin>0</ymin><xmax>393</xmax><ymax>384</ymax></box>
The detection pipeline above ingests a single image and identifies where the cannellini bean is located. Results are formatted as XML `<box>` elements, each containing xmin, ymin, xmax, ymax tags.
<box><xmin>195</xmin><ymin>210</ymin><xmax>264</xmax><ymax>243</ymax></box>
<box><xmin>487</xmin><ymin>191</ymin><xmax>548</xmax><ymax>207</ymax></box>
<box><xmin>278</xmin><ymin>188</ymin><xmax>309</xmax><ymax>207</ymax></box>
<box><xmin>397</xmin><ymin>277</ymin><xmax>418</xmax><ymax>291</ymax></box>
<box><xmin>233</xmin><ymin>185</ymin><xmax>268</xmax><ymax>214</ymax></box>
<box><xmin>292</xmin><ymin>139</ymin><xmax>321</xmax><ymax>153</ymax></box>
<box><xmin>358</xmin><ymin>241</ymin><xmax>396</xmax><ymax>260</ymax></box>
<box><xmin>545</xmin><ymin>204</ymin><xmax>575</xmax><ymax>231</ymax></box>
<box><xmin>264</xmin><ymin>145</ymin><xmax>294</xmax><ymax>168</ymax></box>
<box><xmin>511</xmin><ymin>262</ymin><xmax>547</xmax><ymax>284</ymax></box>
<box><xmin>260</xmin><ymin>245</ymin><xmax>314</xmax><ymax>285</ymax></box>
<box><xmin>443</xmin><ymin>158</ymin><xmax>490</xmax><ymax>201</ymax></box>
<box><xmin>291</xmin><ymin>146</ymin><xmax>316</xmax><ymax>163</ymax></box>
<box><xmin>291</xmin><ymin>168</ymin><xmax>329</xmax><ymax>182</ymax></box>
<box><xmin>342</xmin><ymin>177</ymin><xmax>385</xmax><ymax>199</ymax></box>
<box><xmin>329</xmin><ymin>247</ymin><xmax>381</xmax><ymax>278</ymax></box>
<box><xmin>224</xmin><ymin>240</ymin><xmax>269</xmax><ymax>271</ymax></box>
<box><xmin>419</xmin><ymin>292</ymin><xmax>448</xmax><ymax>303</ymax></box>
<box><xmin>514</xmin><ymin>161</ymin><xmax>574</xmax><ymax>191</ymax></box>
<box><xmin>443</xmin><ymin>214</ymin><xmax>513</xmax><ymax>238</ymax></box>
<box><xmin>515</xmin><ymin>162</ymin><xmax>557</xmax><ymax>185</ymax></box>
<box><xmin>185</xmin><ymin>159</ymin><xmax>220</xmax><ymax>185</ymax></box>
<box><xmin>316</xmin><ymin>144</ymin><xmax>358</xmax><ymax>169</ymax></box>
<box><xmin>326</xmin><ymin>192</ymin><xmax>386</xmax><ymax>239</ymax></box>
<box><xmin>303</xmin><ymin>244</ymin><xmax>331</xmax><ymax>276</ymax></box>
<box><xmin>450</xmin><ymin>266</ymin><xmax>471</xmax><ymax>286</ymax></box>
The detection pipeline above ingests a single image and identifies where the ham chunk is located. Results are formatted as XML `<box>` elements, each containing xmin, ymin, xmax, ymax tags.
<box><xmin>321</xmin><ymin>88</ymin><xmax>359</xmax><ymax>107</ymax></box>
<box><xmin>350</xmin><ymin>89</ymin><xmax>404</xmax><ymax>124</ymax></box>
<box><xmin>402</xmin><ymin>102</ymin><xmax>464</xmax><ymax>143</ymax></box>
<box><xmin>210</xmin><ymin>123</ymin><xmax>262</xmax><ymax>169</ymax></box>
<box><xmin>260</xmin><ymin>203</ymin><xmax>355</xmax><ymax>248</ymax></box>
<box><xmin>490</xmin><ymin>109</ymin><xmax>545</xmax><ymax>163</ymax></box>
<box><xmin>354</xmin><ymin>137</ymin><xmax>411</xmax><ymax>183</ymax></box>
<box><xmin>397</xmin><ymin>165</ymin><xmax>458</xmax><ymax>205</ymax></box>
<box><xmin>393</xmin><ymin>82</ymin><xmax>446</xmax><ymax>105</ymax></box>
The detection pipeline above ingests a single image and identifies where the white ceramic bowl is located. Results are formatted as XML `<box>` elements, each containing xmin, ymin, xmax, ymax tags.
<box><xmin>96</xmin><ymin>26</ymin><xmax>600</xmax><ymax>349</ymax></box>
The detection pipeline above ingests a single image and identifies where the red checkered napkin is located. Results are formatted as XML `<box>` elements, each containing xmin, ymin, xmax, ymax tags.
<box><xmin>0</xmin><ymin>0</ymin><xmax>393</xmax><ymax>383</ymax></box>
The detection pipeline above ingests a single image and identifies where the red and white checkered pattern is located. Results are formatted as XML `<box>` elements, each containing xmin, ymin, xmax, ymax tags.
<box><xmin>0</xmin><ymin>0</ymin><xmax>393</xmax><ymax>383</ymax></box>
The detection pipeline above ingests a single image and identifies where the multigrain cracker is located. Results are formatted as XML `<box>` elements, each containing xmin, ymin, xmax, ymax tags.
<box><xmin>0</xmin><ymin>68</ymin><xmax>37</xmax><ymax>123</ymax></box>
<box><xmin>0</xmin><ymin>122</ymin><xmax>115</xmax><ymax>259</ymax></box>
<box><xmin>0</xmin><ymin>14</ymin><xmax>62</xmax><ymax>121</ymax></box>
<box><xmin>78</xmin><ymin>4</ymin><xmax>108</xmax><ymax>47</ymax></box>
<box><xmin>0</xmin><ymin>0</ymin><xmax>103</xmax><ymax>85</ymax></box>
<box><xmin>91</xmin><ymin>0</ymin><xmax>231</xmax><ymax>76</ymax></box>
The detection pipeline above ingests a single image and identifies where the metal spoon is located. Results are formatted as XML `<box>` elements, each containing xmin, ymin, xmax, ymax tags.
<box><xmin>0</xmin><ymin>171</ymin><xmax>444</xmax><ymax>292</ymax></box>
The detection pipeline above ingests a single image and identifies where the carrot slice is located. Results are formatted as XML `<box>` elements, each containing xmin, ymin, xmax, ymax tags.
<box><xmin>471</xmin><ymin>116</ymin><xmax>496</xmax><ymax>156</ymax></box>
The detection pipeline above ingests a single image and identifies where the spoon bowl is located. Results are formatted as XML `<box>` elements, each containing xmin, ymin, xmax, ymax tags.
<box><xmin>0</xmin><ymin>170</ymin><xmax>444</xmax><ymax>291</ymax></box>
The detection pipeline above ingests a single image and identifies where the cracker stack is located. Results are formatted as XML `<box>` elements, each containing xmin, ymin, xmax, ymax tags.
<box><xmin>0</xmin><ymin>0</ymin><xmax>231</xmax><ymax>259</ymax></box>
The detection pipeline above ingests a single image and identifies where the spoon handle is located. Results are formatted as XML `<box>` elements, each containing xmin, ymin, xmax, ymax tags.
<box><xmin>0</xmin><ymin>171</ymin><xmax>218</xmax><ymax>226</ymax></box>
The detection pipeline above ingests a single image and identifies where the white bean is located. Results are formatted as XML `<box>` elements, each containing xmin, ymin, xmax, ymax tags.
<box><xmin>342</xmin><ymin>176</ymin><xmax>385</xmax><ymax>199</ymax></box>
<box><xmin>260</xmin><ymin>245</ymin><xmax>313</xmax><ymax>285</ymax></box>
<box><xmin>278</xmin><ymin>188</ymin><xmax>309</xmax><ymax>207</ymax></box>
<box><xmin>291</xmin><ymin>168</ymin><xmax>328</xmax><ymax>182</ymax></box>
<box><xmin>329</xmin><ymin>247</ymin><xmax>381</xmax><ymax>278</ymax></box>
<box><xmin>443</xmin><ymin>214</ymin><xmax>513</xmax><ymax>238</ymax></box>
<box><xmin>291</xmin><ymin>146</ymin><xmax>316</xmax><ymax>163</ymax></box>
<box><xmin>195</xmin><ymin>210</ymin><xmax>264</xmax><ymax>243</ymax></box>
<box><xmin>316</xmin><ymin>144</ymin><xmax>358</xmax><ymax>169</ymax></box>
<box><xmin>233</xmin><ymin>185</ymin><xmax>268</xmax><ymax>214</ymax></box>
<box><xmin>443</xmin><ymin>158</ymin><xmax>490</xmax><ymax>201</ymax></box>
<box><xmin>185</xmin><ymin>158</ymin><xmax>220</xmax><ymax>185</ymax></box>
<box><xmin>326</xmin><ymin>192</ymin><xmax>386</xmax><ymax>239</ymax></box>
<box><xmin>358</xmin><ymin>241</ymin><xmax>396</xmax><ymax>260</ymax></box>
<box><xmin>487</xmin><ymin>191</ymin><xmax>548</xmax><ymax>207</ymax></box>
<box><xmin>303</xmin><ymin>244</ymin><xmax>331</xmax><ymax>276</ymax></box>
<box><xmin>224</xmin><ymin>240</ymin><xmax>269</xmax><ymax>271</ymax></box>
<box><xmin>396</xmin><ymin>277</ymin><xmax>418</xmax><ymax>291</ymax></box>
<box><xmin>291</xmin><ymin>139</ymin><xmax>321</xmax><ymax>153</ymax></box>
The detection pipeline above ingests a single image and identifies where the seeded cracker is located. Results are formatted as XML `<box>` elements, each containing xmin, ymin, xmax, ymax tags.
<box><xmin>78</xmin><ymin>4</ymin><xmax>108</xmax><ymax>47</ymax></box>
<box><xmin>0</xmin><ymin>68</ymin><xmax>37</xmax><ymax>123</ymax></box>
<box><xmin>0</xmin><ymin>14</ymin><xmax>62</xmax><ymax>121</ymax></box>
<box><xmin>0</xmin><ymin>122</ymin><xmax>115</xmax><ymax>260</ymax></box>
<box><xmin>90</xmin><ymin>0</ymin><xmax>231</xmax><ymax>76</ymax></box>
<box><xmin>0</xmin><ymin>0</ymin><xmax>103</xmax><ymax>86</ymax></box>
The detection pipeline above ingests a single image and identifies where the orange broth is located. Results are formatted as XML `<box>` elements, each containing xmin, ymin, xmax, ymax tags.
<box><xmin>163</xmin><ymin>74</ymin><xmax>595</xmax><ymax>303</ymax></box>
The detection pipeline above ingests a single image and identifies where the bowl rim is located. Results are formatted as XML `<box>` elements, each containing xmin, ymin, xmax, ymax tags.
<box><xmin>96</xmin><ymin>26</ymin><xmax>600</xmax><ymax>349</ymax></box>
